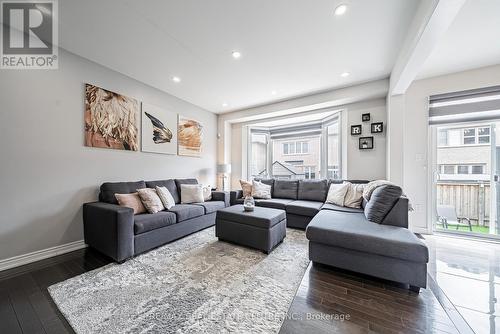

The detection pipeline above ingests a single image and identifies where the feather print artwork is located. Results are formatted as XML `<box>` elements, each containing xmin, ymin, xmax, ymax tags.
<box><xmin>84</xmin><ymin>84</ymin><xmax>139</xmax><ymax>151</ymax></box>
<box><xmin>178</xmin><ymin>116</ymin><xmax>203</xmax><ymax>157</ymax></box>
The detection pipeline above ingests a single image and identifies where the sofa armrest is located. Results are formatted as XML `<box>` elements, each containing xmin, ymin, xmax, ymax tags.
<box><xmin>381</xmin><ymin>197</ymin><xmax>409</xmax><ymax>228</ymax></box>
<box><xmin>211</xmin><ymin>191</ymin><xmax>230</xmax><ymax>207</ymax></box>
<box><xmin>230</xmin><ymin>190</ymin><xmax>243</xmax><ymax>205</ymax></box>
<box><xmin>83</xmin><ymin>202</ymin><xmax>135</xmax><ymax>262</ymax></box>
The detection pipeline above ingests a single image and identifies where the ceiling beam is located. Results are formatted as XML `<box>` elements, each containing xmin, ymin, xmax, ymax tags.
<box><xmin>390</xmin><ymin>0</ymin><xmax>466</xmax><ymax>95</ymax></box>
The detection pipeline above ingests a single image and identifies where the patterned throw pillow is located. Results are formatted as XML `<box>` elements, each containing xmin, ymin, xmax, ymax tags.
<box><xmin>180</xmin><ymin>184</ymin><xmax>204</xmax><ymax>204</ymax></box>
<box><xmin>137</xmin><ymin>188</ymin><xmax>165</xmax><ymax>214</ymax></box>
<box><xmin>251</xmin><ymin>180</ymin><xmax>271</xmax><ymax>199</ymax></box>
<box><xmin>325</xmin><ymin>183</ymin><xmax>349</xmax><ymax>206</ymax></box>
<box><xmin>240</xmin><ymin>179</ymin><xmax>253</xmax><ymax>197</ymax></box>
<box><xmin>202</xmin><ymin>185</ymin><xmax>212</xmax><ymax>201</ymax></box>
<box><xmin>156</xmin><ymin>186</ymin><xmax>176</xmax><ymax>210</ymax></box>
<box><xmin>343</xmin><ymin>183</ymin><xmax>366</xmax><ymax>208</ymax></box>
<box><xmin>115</xmin><ymin>193</ymin><xmax>147</xmax><ymax>215</ymax></box>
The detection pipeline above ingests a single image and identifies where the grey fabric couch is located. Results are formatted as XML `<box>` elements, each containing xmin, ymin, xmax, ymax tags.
<box><xmin>83</xmin><ymin>178</ymin><xmax>229</xmax><ymax>262</ymax></box>
<box><xmin>230</xmin><ymin>179</ymin><xmax>428</xmax><ymax>291</ymax></box>
<box><xmin>230</xmin><ymin>179</ymin><xmax>383</xmax><ymax>229</ymax></box>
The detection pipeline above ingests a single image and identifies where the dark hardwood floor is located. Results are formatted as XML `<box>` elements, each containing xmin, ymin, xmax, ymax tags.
<box><xmin>280</xmin><ymin>263</ymin><xmax>462</xmax><ymax>334</ymax></box>
<box><xmin>0</xmin><ymin>246</ymin><xmax>469</xmax><ymax>334</ymax></box>
<box><xmin>0</xmin><ymin>248</ymin><xmax>112</xmax><ymax>334</ymax></box>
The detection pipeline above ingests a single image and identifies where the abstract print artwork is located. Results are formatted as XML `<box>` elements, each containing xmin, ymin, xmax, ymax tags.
<box><xmin>84</xmin><ymin>84</ymin><xmax>139</xmax><ymax>151</ymax></box>
<box><xmin>141</xmin><ymin>103</ymin><xmax>177</xmax><ymax>155</ymax></box>
<box><xmin>178</xmin><ymin>115</ymin><xmax>203</xmax><ymax>157</ymax></box>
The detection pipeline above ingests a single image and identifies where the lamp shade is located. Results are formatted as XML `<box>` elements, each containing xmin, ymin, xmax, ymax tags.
<box><xmin>217</xmin><ymin>164</ymin><xmax>231</xmax><ymax>174</ymax></box>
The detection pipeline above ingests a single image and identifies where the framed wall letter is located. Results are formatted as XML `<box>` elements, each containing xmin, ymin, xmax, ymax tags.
<box><xmin>351</xmin><ymin>125</ymin><xmax>362</xmax><ymax>135</ymax></box>
<box><xmin>371</xmin><ymin>122</ymin><xmax>384</xmax><ymax>134</ymax></box>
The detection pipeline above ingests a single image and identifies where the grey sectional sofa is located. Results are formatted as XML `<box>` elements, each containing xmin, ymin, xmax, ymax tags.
<box><xmin>83</xmin><ymin>178</ymin><xmax>229</xmax><ymax>262</ymax></box>
<box><xmin>230</xmin><ymin>179</ymin><xmax>394</xmax><ymax>229</ymax></box>
<box><xmin>230</xmin><ymin>179</ymin><xmax>428</xmax><ymax>291</ymax></box>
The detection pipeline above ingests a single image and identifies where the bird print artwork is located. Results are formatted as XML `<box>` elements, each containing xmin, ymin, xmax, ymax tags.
<box><xmin>84</xmin><ymin>84</ymin><xmax>139</xmax><ymax>151</ymax></box>
<box><xmin>144</xmin><ymin>112</ymin><xmax>173</xmax><ymax>144</ymax></box>
<box><xmin>141</xmin><ymin>103</ymin><xmax>178</xmax><ymax>155</ymax></box>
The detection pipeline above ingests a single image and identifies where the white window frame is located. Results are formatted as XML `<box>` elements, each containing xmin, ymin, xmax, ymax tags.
<box><xmin>283</xmin><ymin>140</ymin><xmax>308</xmax><ymax>155</ymax></box>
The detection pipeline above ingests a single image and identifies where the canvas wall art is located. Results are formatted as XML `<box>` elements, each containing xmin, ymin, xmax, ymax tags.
<box><xmin>84</xmin><ymin>84</ymin><xmax>139</xmax><ymax>151</ymax></box>
<box><xmin>141</xmin><ymin>103</ymin><xmax>177</xmax><ymax>155</ymax></box>
<box><xmin>178</xmin><ymin>115</ymin><xmax>203</xmax><ymax>157</ymax></box>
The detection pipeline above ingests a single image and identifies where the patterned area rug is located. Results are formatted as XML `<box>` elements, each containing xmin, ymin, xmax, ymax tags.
<box><xmin>49</xmin><ymin>227</ymin><xmax>309</xmax><ymax>334</ymax></box>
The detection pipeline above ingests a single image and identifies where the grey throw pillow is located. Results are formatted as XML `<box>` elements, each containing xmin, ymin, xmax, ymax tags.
<box><xmin>364</xmin><ymin>185</ymin><xmax>403</xmax><ymax>224</ymax></box>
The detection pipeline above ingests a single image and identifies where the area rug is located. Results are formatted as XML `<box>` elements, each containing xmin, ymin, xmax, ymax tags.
<box><xmin>48</xmin><ymin>227</ymin><xmax>309</xmax><ymax>334</ymax></box>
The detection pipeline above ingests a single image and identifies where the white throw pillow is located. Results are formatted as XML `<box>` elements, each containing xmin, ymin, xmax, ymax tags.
<box><xmin>180</xmin><ymin>184</ymin><xmax>204</xmax><ymax>204</ymax></box>
<box><xmin>251</xmin><ymin>180</ymin><xmax>271</xmax><ymax>199</ymax></box>
<box><xmin>202</xmin><ymin>185</ymin><xmax>212</xmax><ymax>201</ymax></box>
<box><xmin>343</xmin><ymin>182</ymin><xmax>366</xmax><ymax>208</ymax></box>
<box><xmin>156</xmin><ymin>186</ymin><xmax>176</xmax><ymax>210</ymax></box>
<box><xmin>325</xmin><ymin>183</ymin><xmax>349</xmax><ymax>206</ymax></box>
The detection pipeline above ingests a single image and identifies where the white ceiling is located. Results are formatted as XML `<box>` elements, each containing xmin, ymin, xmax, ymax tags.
<box><xmin>418</xmin><ymin>0</ymin><xmax>500</xmax><ymax>79</ymax></box>
<box><xmin>58</xmin><ymin>0</ymin><xmax>418</xmax><ymax>113</ymax></box>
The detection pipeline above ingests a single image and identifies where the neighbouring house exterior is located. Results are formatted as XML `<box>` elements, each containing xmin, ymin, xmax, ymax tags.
<box><xmin>272</xmin><ymin>136</ymin><xmax>321</xmax><ymax>179</ymax></box>
<box><xmin>436</xmin><ymin>124</ymin><xmax>492</xmax><ymax>227</ymax></box>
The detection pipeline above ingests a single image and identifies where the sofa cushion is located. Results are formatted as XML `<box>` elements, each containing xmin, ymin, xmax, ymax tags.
<box><xmin>216</xmin><ymin>205</ymin><xmax>285</xmax><ymax>228</ymax></box>
<box><xmin>286</xmin><ymin>200</ymin><xmax>324</xmax><ymax>217</ymax></box>
<box><xmin>99</xmin><ymin>181</ymin><xmax>146</xmax><ymax>204</ymax></box>
<box><xmin>192</xmin><ymin>201</ymin><xmax>226</xmax><ymax>214</ymax></box>
<box><xmin>298</xmin><ymin>179</ymin><xmax>329</xmax><ymax>202</ymax></box>
<box><xmin>273</xmin><ymin>180</ymin><xmax>298</xmax><ymax>199</ymax></box>
<box><xmin>134</xmin><ymin>211</ymin><xmax>176</xmax><ymax>235</ymax></box>
<box><xmin>146</xmin><ymin>179</ymin><xmax>179</xmax><ymax>203</ymax></box>
<box><xmin>321</xmin><ymin>203</ymin><xmax>364</xmax><ymax>213</ymax></box>
<box><xmin>364</xmin><ymin>185</ymin><xmax>403</xmax><ymax>224</ymax></box>
<box><xmin>256</xmin><ymin>198</ymin><xmax>294</xmax><ymax>210</ymax></box>
<box><xmin>234</xmin><ymin>198</ymin><xmax>245</xmax><ymax>205</ymax></box>
<box><xmin>168</xmin><ymin>204</ymin><xmax>204</xmax><ymax>222</ymax></box>
<box><xmin>306</xmin><ymin>210</ymin><xmax>428</xmax><ymax>263</ymax></box>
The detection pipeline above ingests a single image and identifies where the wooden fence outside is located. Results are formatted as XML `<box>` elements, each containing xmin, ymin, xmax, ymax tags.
<box><xmin>437</xmin><ymin>182</ymin><xmax>490</xmax><ymax>226</ymax></box>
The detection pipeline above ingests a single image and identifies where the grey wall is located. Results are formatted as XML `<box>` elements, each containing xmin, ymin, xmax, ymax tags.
<box><xmin>345</xmin><ymin>98</ymin><xmax>387</xmax><ymax>181</ymax></box>
<box><xmin>0</xmin><ymin>49</ymin><xmax>217</xmax><ymax>261</ymax></box>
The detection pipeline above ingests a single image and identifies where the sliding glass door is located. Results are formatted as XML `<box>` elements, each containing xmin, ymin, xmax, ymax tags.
<box><xmin>431</xmin><ymin>121</ymin><xmax>500</xmax><ymax>238</ymax></box>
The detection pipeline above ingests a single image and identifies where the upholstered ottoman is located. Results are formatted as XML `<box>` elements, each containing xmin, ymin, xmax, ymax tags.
<box><xmin>216</xmin><ymin>205</ymin><xmax>286</xmax><ymax>253</ymax></box>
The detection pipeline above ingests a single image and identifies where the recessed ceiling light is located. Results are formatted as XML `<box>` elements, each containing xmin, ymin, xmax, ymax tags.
<box><xmin>172</xmin><ymin>76</ymin><xmax>181</xmax><ymax>83</ymax></box>
<box><xmin>334</xmin><ymin>4</ymin><xmax>348</xmax><ymax>16</ymax></box>
<box><xmin>271</xmin><ymin>90</ymin><xmax>277</xmax><ymax>95</ymax></box>
<box><xmin>341</xmin><ymin>71</ymin><xmax>350</xmax><ymax>78</ymax></box>
<box><xmin>232</xmin><ymin>51</ymin><xmax>241</xmax><ymax>59</ymax></box>
<box><xmin>222</xmin><ymin>102</ymin><xmax>228</xmax><ymax>107</ymax></box>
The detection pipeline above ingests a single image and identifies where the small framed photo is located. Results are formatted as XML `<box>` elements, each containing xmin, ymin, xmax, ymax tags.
<box><xmin>371</xmin><ymin>122</ymin><xmax>384</xmax><ymax>134</ymax></box>
<box><xmin>351</xmin><ymin>124</ymin><xmax>362</xmax><ymax>135</ymax></box>
<box><xmin>362</xmin><ymin>113</ymin><xmax>370</xmax><ymax>122</ymax></box>
<box><xmin>359</xmin><ymin>137</ymin><xmax>374</xmax><ymax>150</ymax></box>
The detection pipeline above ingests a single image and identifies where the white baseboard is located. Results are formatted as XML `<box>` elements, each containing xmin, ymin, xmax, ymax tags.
<box><xmin>0</xmin><ymin>240</ymin><xmax>87</xmax><ymax>272</ymax></box>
